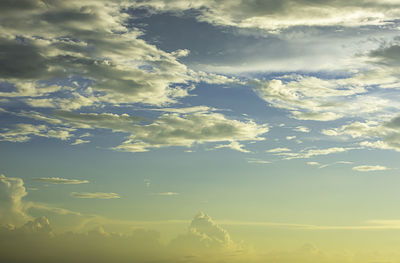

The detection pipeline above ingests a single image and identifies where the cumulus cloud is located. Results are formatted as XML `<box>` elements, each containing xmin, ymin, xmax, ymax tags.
<box><xmin>0</xmin><ymin>173</ymin><xmax>86</xmax><ymax>229</ymax></box>
<box><xmin>0</xmin><ymin>217</ymin><xmax>166</xmax><ymax>263</ymax></box>
<box><xmin>0</xmin><ymin>174</ymin><xmax>31</xmax><ymax>226</ymax></box>
<box><xmin>71</xmin><ymin>192</ymin><xmax>120</xmax><ymax>199</ymax></box>
<box><xmin>0</xmin><ymin>211</ymin><xmax>253</xmax><ymax>263</ymax></box>
<box><xmin>169</xmin><ymin>212</ymin><xmax>242</xmax><ymax>255</ymax></box>
<box><xmin>352</xmin><ymin>165</ymin><xmax>388</xmax><ymax>172</ymax></box>
<box><xmin>33</xmin><ymin>177</ymin><xmax>89</xmax><ymax>185</ymax></box>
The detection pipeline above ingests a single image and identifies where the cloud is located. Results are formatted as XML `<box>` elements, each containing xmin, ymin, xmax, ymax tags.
<box><xmin>54</xmin><ymin>110</ymin><xmax>268</xmax><ymax>152</ymax></box>
<box><xmin>0</xmin><ymin>174</ymin><xmax>85</xmax><ymax>229</ymax></box>
<box><xmin>369</xmin><ymin>44</ymin><xmax>400</xmax><ymax>67</ymax></box>
<box><xmin>151</xmin><ymin>192</ymin><xmax>179</xmax><ymax>196</ymax></box>
<box><xmin>252</xmin><ymin>71</ymin><xmax>398</xmax><ymax>122</ymax></box>
<box><xmin>294</xmin><ymin>126</ymin><xmax>311</xmax><ymax>133</ymax></box>
<box><xmin>352</xmin><ymin>165</ymin><xmax>388</xmax><ymax>172</ymax></box>
<box><xmin>214</xmin><ymin>141</ymin><xmax>251</xmax><ymax>153</ymax></box>
<box><xmin>277</xmin><ymin>147</ymin><xmax>355</xmax><ymax>160</ymax></box>
<box><xmin>169</xmin><ymin>212</ymin><xmax>241</xmax><ymax>254</ymax></box>
<box><xmin>132</xmin><ymin>0</ymin><xmax>400</xmax><ymax>31</ymax></box>
<box><xmin>71</xmin><ymin>139</ymin><xmax>90</xmax><ymax>145</ymax></box>
<box><xmin>71</xmin><ymin>192</ymin><xmax>120</xmax><ymax>199</ymax></box>
<box><xmin>111</xmin><ymin>112</ymin><xmax>268</xmax><ymax>152</ymax></box>
<box><xmin>0</xmin><ymin>0</ymin><xmax>209</xmax><ymax>114</ymax></box>
<box><xmin>246</xmin><ymin>158</ymin><xmax>271</xmax><ymax>164</ymax></box>
<box><xmin>0</xmin><ymin>123</ymin><xmax>74</xmax><ymax>142</ymax></box>
<box><xmin>323</xmin><ymin>115</ymin><xmax>400</xmax><ymax>152</ymax></box>
<box><xmin>0</xmin><ymin>216</ymin><xmax>166</xmax><ymax>263</ymax></box>
<box><xmin>150</xmin><ymin>106</ymin><xmax>217</xmax><ymax>114</ymax></box>
<box><xmin>0</xmin><ymin>211</ymin><xmax>253</xmax><ymax>263</ymax></box>
<box><xmin>33</xmin><ymin>177</ymin><xmax>89</xmax><ymax>185</ymax></box>
<box><xmin>267</xmin><ymin>147</ymin><xmax>291</xmax><ymax>153</ymax></box>
<box><xmin>0</xmin><ymin>174</ymin><xmax>31</xmax><ymax>226</ymax></box>
<box><xmin>144</xmin><ymin>179</ymin><xmax>151</xmax><ymax>188</ymax></box>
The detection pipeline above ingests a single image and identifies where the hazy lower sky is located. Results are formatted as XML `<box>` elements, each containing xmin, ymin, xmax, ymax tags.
<box><xmin>1</xmin><ymin>1</ymin><xmax>400</xmax><ymax>262</ymax></box>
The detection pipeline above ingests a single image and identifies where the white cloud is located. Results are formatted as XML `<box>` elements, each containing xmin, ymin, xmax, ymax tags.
<box><xmin>323</xmin><ymin>115</ymin><xmax>400</xmax><ymax>152</ymax></box>
<box><xmin>169</xmin><ymin>212</ymin><xmax>240</xmax><ymax>253</ymax></box>
<box><xmin>151</xmin><ymin>192</ymin><xmax>179</xmax><ymax>196</ymax></box>
<box><xmin>132</xmin><ymin>0</ymin><xmax>400</xmax><ymax>31</ymax></box>
<box><xmin>252</xmin><ymin>71</ymin><xmax>399</xmax><ymax>122</ymax></box>
<box><xmin>111</xmin><ymin>112</ymin><xmax>268</xmax><ymax>152</ymax></box>
<box><xmin>33</xmin><ymin>177</ymin><xmax>89</xmax><ymax>185</ymax></box>
<box><xmin>294</xmin><ymin>126</ymin><xmax>311</xmax><ymax>133</ymax></box>
<box><xmin>71</xmin><ymin>192</ymin><xmax>120</xmax><ymax>199</ymax></box>
<box><xmin>0</xmin><ymin>174</ymin><xmax>31</xmax><ymax>226</ymax></box>
<box><xmin>150</xmin><ymin>106</ymin><xmax>216</xmax><ymax>114</ymax></box>
<box><xmin>278</xmin><ymin>147</ymin><xmax>354</xmax><ymax>160</ymax></box>
<box><xmin>144</xmin><ymin>179</ymin><xmax>151</xmax><ymax>188</ymax></box>
<box><xmin>246</xmin><ymin>158</ymin><xmax>271</xmax><ymax>164</ymax></box>
<box><xmin>0</xmin><ymin>0</ymin><xmax>201</xmax><ymax>111</ymax></box>
<box><xmin>0</xmin><ymin>123</ymin><xmax>74</xmax><ymax>142</ymax></box>
<box><xmin>267</xmin><ymin>147</ymin><xmax>291</xmax><ymax>153</ymax></box>
<box><xmin>352</xmin><ymin>165</ymin><xmax>388</xmax><ymax>172</ymax></box>
<box><xmin>214</xmin><ymin>141</ymin><xmax>251</xmax><ymax>153</ymax></box>
<box><xmin>71</xmin><ymin>139</ymin><xmax>90</xmax><ymax>145</ymax></box>
<box><xmin>54</xmin><ymin>110</ymin><xmax>268</xmax><ymax>152</ymax></box>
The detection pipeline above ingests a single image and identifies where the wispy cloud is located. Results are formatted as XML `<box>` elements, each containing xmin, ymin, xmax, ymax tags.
<box><xmin>71</xmin><ymin>192</ymin><xmax>120</xmax><ymax>199</ymax></box>
<box><xmin>151</xmin><ymin>192</ymin><xmax>180</xmax><ymax>196</ymax></box>
<box><xmin>267</xmin><ymin>147</ymin><xmax>291</xmax><ymax>153</ymax></box>
<box><xmin>352</xmin><ymin>165</ymin><xmax>388</xmax><ymax>172</ymax></box>
<box><xmin>278</xmin><ymin>147</ymin><xmax>356</xmax><ymax>160</ymax></box>
<box><xmin>71</xmin><ymin>139</ymin><xmax>90</xmax><ymax>145</ymax></box>
<box><xmin>246</xmin><ymin>158</ymin><xmax>271</xmax><ymax>164</ymax></box>
<box><xmin>33</xmin><ymin>177</ymin><xmax>89</xmax><ymax>185</ymax></box>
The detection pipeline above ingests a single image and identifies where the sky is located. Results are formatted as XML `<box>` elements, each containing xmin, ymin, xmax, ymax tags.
<box><xmin>1</xmin><ymin>0</ymin><xmax>400</xmax><ymax>262</ymax></box>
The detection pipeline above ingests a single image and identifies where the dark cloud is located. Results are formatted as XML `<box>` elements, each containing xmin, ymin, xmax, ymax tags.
<box><xmin>0</xmin><ymin>38</ymin><xmax>51</xmax><ymax>79</ymax></box>
<box><xmin>369</xmin><ymin>44</ymin><xmax>400</xmax><ymax>66</ymax></box>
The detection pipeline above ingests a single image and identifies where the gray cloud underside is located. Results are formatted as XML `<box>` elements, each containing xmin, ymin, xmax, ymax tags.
<box><xmin>0</xmin><ymin>0</ymin><xmax>237</xmax><ymax>108</ymax></box>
